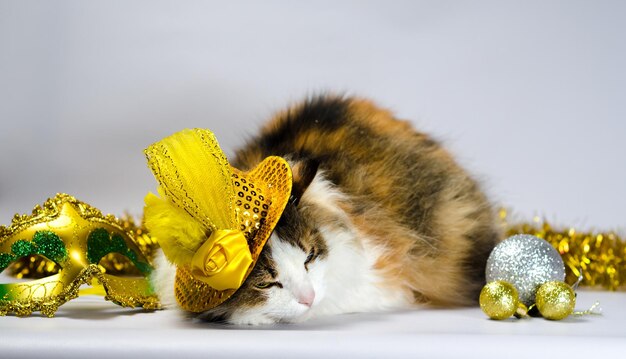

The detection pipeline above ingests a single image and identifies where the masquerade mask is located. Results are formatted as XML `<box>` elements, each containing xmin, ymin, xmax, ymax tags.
<box><xmin>0</xmin><ymin>194</ymin><xmax>160</xmax><ymax>317</ymax></box>
<box><xmin>144</xmin><ymin>128</ymin><xmax>292</xmax><ymax>312</ymax></box>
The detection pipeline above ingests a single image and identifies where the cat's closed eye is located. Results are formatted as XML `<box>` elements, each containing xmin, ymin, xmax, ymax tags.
<box><xmin>304</xmin><ymin>247</ymin><xmax>317</xmax><ymax>271</ymax></box>
<box><xmin>255</xmin><ymin>281</ymin><xmax>282</xmax><ymax>290</ymax></box>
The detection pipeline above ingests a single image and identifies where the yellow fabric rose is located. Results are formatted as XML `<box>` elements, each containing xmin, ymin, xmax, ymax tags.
<box><xmin>190</xmin><ymin>229</ymin><xmax>253</xmax><ymax>291</ymax></box>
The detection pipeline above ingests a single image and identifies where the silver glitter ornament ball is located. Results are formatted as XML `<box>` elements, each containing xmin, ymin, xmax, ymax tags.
<box><xmin>486</xmin><ymin>234</ymin><xmax>565</xmax><ymax>306</ymax></box>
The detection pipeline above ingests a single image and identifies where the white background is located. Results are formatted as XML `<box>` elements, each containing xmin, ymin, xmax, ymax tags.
<box><xmin>1</xmin><ymin>1</ymin><xmax>625</xmax><ymax>229</ymax></box>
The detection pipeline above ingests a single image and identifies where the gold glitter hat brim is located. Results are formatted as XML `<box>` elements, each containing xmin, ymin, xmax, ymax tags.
<box><xmin>174</xmin><ymin>156</ymin><xmax>292</xmax><ymax>312</ymax></box>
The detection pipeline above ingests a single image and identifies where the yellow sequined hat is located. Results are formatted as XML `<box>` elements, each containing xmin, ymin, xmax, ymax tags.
<box><xmin>144</xmin><ymin>128</ymin><xmax>292</xmax><ymax>312</ymax></box>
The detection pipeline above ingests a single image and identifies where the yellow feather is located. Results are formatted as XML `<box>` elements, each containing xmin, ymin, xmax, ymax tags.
<box><xmin>144</xmin><ymin>189</ymin><xmax>206</xmax><ymax>265</ymax></box>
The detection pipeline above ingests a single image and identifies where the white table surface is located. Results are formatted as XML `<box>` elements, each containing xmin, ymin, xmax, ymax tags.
<box><xmin>1</xmin><ymin>289</ymin><xmax>624</xmax><ymax>359</ymax></box>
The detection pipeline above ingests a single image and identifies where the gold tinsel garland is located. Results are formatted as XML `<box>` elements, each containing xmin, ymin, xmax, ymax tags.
<box><xmin>502</xmin><ymin>209</ymin><xmax>626</xmax><ymax>291</ymax></box>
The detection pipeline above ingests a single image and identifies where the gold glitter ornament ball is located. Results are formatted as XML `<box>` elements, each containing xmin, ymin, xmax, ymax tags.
<box><xmin>535</xmin><ymin>281</ymin><xmax>576</xmax><ymax>320</ymax></box>
<box><xmin>479</xmin><ymin>280</ymin><xmax>519</xmax><ymax>320</ymax></box>
<box><xmin>486</xmin><ymin>234</ymin><xmax>565</xmax><ymax>306</ymax></box>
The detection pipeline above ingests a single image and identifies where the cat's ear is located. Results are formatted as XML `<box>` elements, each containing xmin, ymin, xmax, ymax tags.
<box><xmin>290</xmin><ymin>158</ymin><xmax>319</xmax><ymax>206</ymax></box>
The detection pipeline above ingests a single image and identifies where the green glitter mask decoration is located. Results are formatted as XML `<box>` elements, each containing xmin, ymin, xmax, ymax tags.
<box><xmin>87</xmin><ymin>228</ymin><xmax>152</xmax><ymax>275</ymax></box>
<box><xmin>0</xmin><ymin>194</ymin><xmax>160</xmax><ymax>317</ymax></box>
<box><xmin>0</xmin><ymin>231</ymin><xmax>68</xmax><ymax>274</ymax></box>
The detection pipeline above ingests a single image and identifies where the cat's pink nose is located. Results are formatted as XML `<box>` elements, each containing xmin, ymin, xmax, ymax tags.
<box><xmin>297</xmin><ymin>288</ymin><xmax>315</xmax><ymax>307</ymax></box>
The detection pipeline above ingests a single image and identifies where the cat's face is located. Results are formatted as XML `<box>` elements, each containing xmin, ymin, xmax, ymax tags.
<box><xmin>198</xmin><ymin>202</ymin><xmax>329</xmax><ymax>325</ymax></box>
<box><xmin>198</xmin><ymin>159</ymin><xmax>331</xmax><ymax>325</ymax></box>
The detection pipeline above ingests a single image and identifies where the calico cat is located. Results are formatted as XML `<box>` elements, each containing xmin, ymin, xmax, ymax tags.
<box><xmin>152</xmin><ymin>95</ymin><xmax>502</xmax><ymax>325</ymax></box>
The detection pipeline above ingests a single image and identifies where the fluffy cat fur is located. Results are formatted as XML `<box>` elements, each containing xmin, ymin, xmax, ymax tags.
<box><xmin>152</xmin><ymin>95</ymin><xmax>502</xmax><ymax>325</ymax></box>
